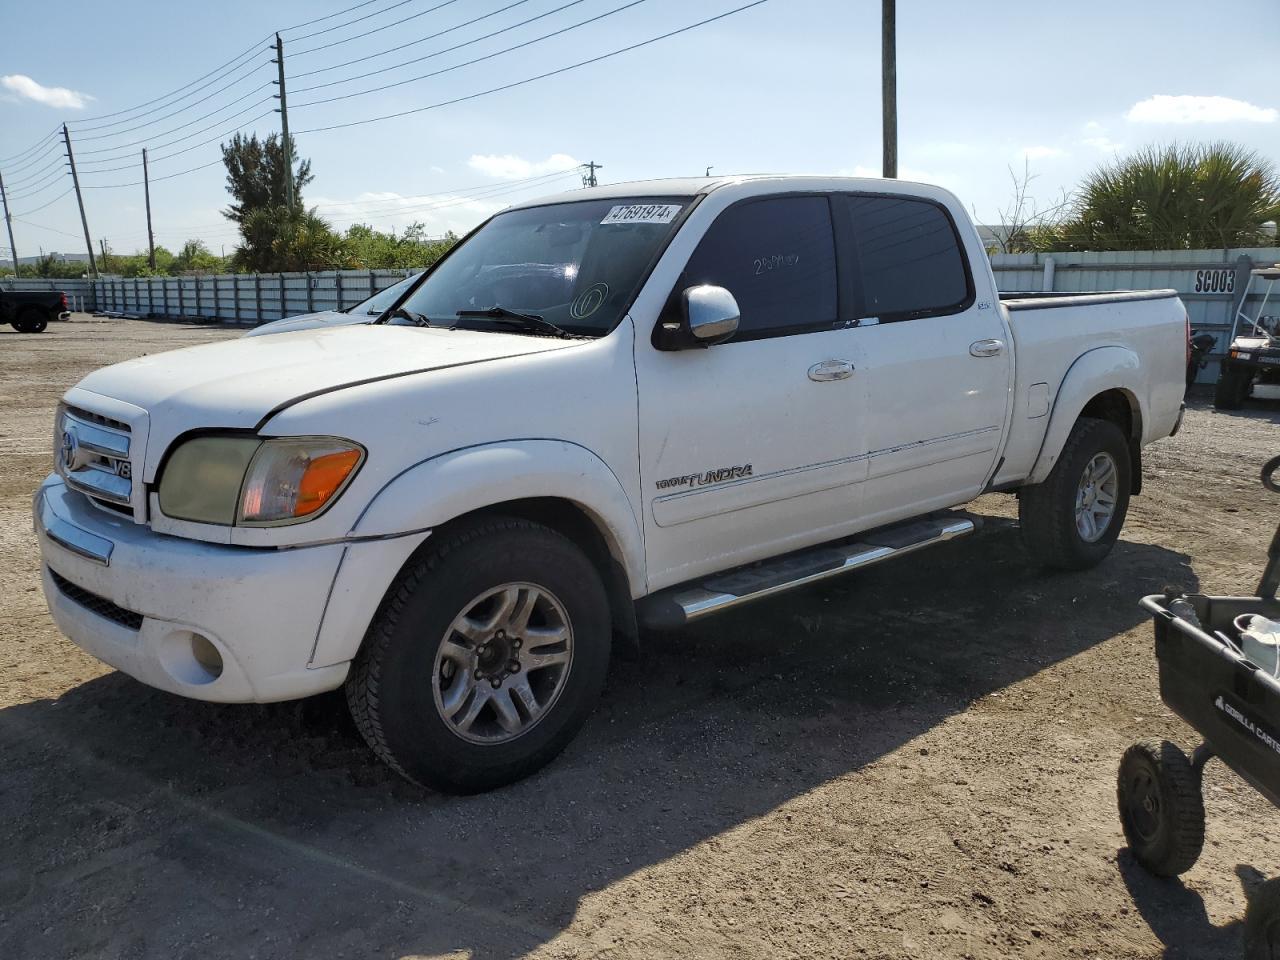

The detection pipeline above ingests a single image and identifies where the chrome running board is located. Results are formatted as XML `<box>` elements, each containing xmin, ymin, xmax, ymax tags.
<box><xmin>637</xmin><ymin>513</ymin><xmax>977</xmax><ymax>628</ymax></box>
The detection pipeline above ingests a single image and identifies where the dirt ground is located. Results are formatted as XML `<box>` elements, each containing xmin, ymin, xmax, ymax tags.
<box><xmin>2</xmin><ymin>315</ymin><xmax>1279</xmax><ymax>960</ymax></box>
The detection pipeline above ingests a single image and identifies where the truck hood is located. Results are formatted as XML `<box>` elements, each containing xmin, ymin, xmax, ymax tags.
<box><xmin>71</xmin><ymin>324</ymin><xmax>580</xmax><ymax>477</ymax></box>
<box><xmin>242</xmin><ymin>309</ymin><xmax>372</xmax><ymax>337</ymax></box>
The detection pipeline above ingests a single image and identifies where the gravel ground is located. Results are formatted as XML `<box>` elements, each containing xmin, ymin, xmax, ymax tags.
<box><xmin>2</xmin><ymin>316</ymin><xmax>1279</xmax><ymax>960</ymax></box>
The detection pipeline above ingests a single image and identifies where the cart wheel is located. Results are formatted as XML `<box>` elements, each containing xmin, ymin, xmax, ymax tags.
<box><xmin>1117</xmin><ymin>740</ymin><xmax>1205</xmax><ymax>877</ymax></box>
<box><xmin>1245</xmin><ymin>877</ymin><xmax>1280</xmax><ymax>960</ymax></box>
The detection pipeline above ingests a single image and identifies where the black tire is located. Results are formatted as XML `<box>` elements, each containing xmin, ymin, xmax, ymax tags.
<box><xmin>1116</xmin><ymin>740</ymin><xmax>1205</xmax><ymax>877</ymax></box>
<box><xmin>345</xmin><ymin>517</ymin><xmax>611</xmax><ymax>793</ymax></box>
<box><xmin>1244</xmin><ymin>877</ymin><xmax>1280</xmax><ymax>960</ymax></box>
<box><xmin>12</xmin><ymin>307</ymin><xmax>48</xmax><ymax>334</ymax></box>
<box><xmin>1214</xmin><ymin>362</ymin><xmax>1250</xmax><ymax>410</ymax></box>
<box><xmin>1019</xmin><ymin>416</ymin><xmax>1131</xmax><ymax>571</ymax></box>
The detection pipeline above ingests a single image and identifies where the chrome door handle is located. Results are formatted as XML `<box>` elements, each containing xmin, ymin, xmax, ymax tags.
<box><xmin>808</xmin><ymin>359</ymin><xmax>855</xmax><ymax>382</ymax></box>
<box><xmin>969</xmin><ymin>339</ymin><xmax>1005</xmax><ymax>358</ymax></box>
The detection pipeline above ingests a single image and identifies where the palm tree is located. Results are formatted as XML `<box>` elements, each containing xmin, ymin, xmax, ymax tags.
<box><xmin>1048</xmin><ymin>142</ymin><xmax>1280</xmax><ymax>251</ymax></box>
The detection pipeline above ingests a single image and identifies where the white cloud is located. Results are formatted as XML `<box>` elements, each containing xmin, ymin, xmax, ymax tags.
<box><xmin>1126</xmin><ymin>95</ymin><xmax>1277</xmax><ymax>124</ymax></box>
<box><xmin>467</xmin><ymin>152</ymin><xmax>580</xmax><ymax>180</ymax></box>
<box><xmin>1083</xmin><ymin>135</ymin><xmax>1123</xmax><ymax>153</ymax></box>
<box><xmin>1</xmin><ymin>74</ymin><xmax>92</xmax><ymax>109</ymax></box>
<box><xmin>1019</xmin><ymin>145</ymin><xmax>1064</xmax><ymax>161</ymax></box>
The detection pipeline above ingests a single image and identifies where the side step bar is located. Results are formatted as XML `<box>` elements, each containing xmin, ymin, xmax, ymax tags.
<box><xmin>637</xmin><ymin>513</ymin><xmax>978</xmax><ymax>629</ymax></box>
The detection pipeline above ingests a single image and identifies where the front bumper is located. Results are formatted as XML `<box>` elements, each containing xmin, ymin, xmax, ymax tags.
<box><xmin>34</xmin><ymin>475</ymin><xmax>350</xmax><ymax>703</ymax></box>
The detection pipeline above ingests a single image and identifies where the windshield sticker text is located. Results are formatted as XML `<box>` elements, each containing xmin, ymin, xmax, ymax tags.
<box><xmin>656</xmin><ymin>464</ymin><xmax>753</xmax><ymax>491</ymax></box>
<box><xmin>601</xmin><ymin>204</ymin><xmax>683</xmax><ymax>226</ymax></box>
<box><xmin>570</xmin><ymin>282</ymin><xmax>609</xmax><ymax>319</ymax></box>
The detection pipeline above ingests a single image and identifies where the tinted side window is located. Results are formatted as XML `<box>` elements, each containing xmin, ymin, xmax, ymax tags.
<box><xmin>843</xmin><ymin>195</ymin><xmax>970</xmax><ymax>320</ymax></box>
<box><xmin>682</xmin><ymin>196</ymin><xmax>837</xmax><ymax>339</ymax></box>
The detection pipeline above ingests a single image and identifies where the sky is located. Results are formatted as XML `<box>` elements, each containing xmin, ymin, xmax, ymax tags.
<box><xmin>2</xmin><ymin>0</ymin><xmax>1279</xmax><ymax>261</ymax></box>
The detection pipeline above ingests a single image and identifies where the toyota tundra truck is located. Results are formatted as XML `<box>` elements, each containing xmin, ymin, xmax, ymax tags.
<box><xmin>34</xmin><ymin>177</ymin><xmax>1188</xmax><ymax>792</ymax></box>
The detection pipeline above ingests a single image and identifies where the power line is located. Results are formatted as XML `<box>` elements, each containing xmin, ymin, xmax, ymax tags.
<box><xmin>296</xmin><ymin>0</ymin><xmax>770</xmax><ymax>132</ymax></box>
<box><xmin>291</xmin><ymin>0</ymin><xmax>535</xmax><ymax>79</ymax></box>
<box><xmin>4</xmin><ymin>157</ymin><xmax>66</xmax><ymax>191</ymax></box>
<box><xmin>3</xmin><ymin>143</ymin><xmax>64</xmax><ymax>178</ymax></box>
<box><xmin>12</xmin><ymin>188</ymin><xmax>74</xmax><ymax>218</ymax></box>
<box><xmin>288</xmin><ymin>0</ymin><xmax>432</xmax><ymax>43</ymax></box>
<box><xmin>293</xmin><ymin>0</ymin><xmax>650</xmax><ymax>106</ymax></box>
<box><xmin>79</xmin><ymin>157</ymin><xmax>228</xmax><ymax>191</ymax></box>
<box><xmin>1</xmin><ymin>127</ymin><xmax>61</xmax><ymax>165</ymax></box>
<box><xmin>5</xmin><ymin>168</ymin><xmax>67</xmax><ymax>202</ymax></box>
<box><xmin>67</xmin><ymin>34</ymin><xmax>272</xmax><ymax>127</ymax></box>
<box><xmin>12</xmin><ymin>217</ymin><xmax>85</xmax><ymax>241</ymax></box>
<box><xmin>77</xmin><ymin>95</ymin><xmax>275</xmax><ymax>160</ymax></box>
<box><xmin>74</xmin><ymin>64</ymin><xmax>272</xmax><ymax>144</ymax></box>
<box><xmin>292</xmin><ymin>0</ymin><xmax>591</xmax><ymax>95</ymax></box>
<box><xmin>279</xmin><ymin>0</ymin><xmax>394</xmax><ymax>33</ymax></box>
<box><xmin>77</xmin><ymin>105</ymin><xmax>275</xmax><ymax>169</ymax></box>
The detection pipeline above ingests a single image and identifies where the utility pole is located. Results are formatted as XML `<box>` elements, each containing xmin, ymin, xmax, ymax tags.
<box><xmin>582</xmin><ymin>161</ymin><xmax>602</xmax><ymax>188</ymax></box>
<box><xmin>0</xmin><ymin>172</ymin><xmax>18</xmax><ymax>277</ymax></box>
<box><xmin>142</xmin><ymin>148</ymin><xmax>156</xmax><ymax>271</ymax></box>
<box><xmin>62</xmin><ymin>123</ymin><xmax>97</xmax><ymax>278</ymax></box>
<box><xmin>99</xmin><ymin>238</ymin><xmax>109</xmax><ymax>274</ymax></box>
<box><xmin>273</xmin><ymin>33</ymin><xmax>295</xmax><ymax>211</ymax></box>
<box><xmin>881</xmin><ymin>0</ymin><xmax>897</xmax><ymax>179</ymax></box>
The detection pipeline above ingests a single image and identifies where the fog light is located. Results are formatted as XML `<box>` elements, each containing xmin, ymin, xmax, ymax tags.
<box><xmin>191</xmin><ymin>633</ymin><xmax>223</xmax><ymax>679</ymax></box>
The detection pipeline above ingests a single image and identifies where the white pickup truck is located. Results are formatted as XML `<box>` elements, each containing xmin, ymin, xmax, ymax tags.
<box><xmin>35</xmin><ymin>176</ymin><xmax>1188</xmax><ymax>792</ymax></box>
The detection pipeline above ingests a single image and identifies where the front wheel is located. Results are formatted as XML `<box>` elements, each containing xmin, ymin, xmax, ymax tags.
<box><xmin>1117</xmin><ymin>740</ymin><xmax>1205</xmax><ymax>877</ymax></box>
<box><xmin>346</xmin><ymin>517</ymin><xmax>611</xmax><ymax>793</ymax></box>
<box><xmin>1214</xmin><ymin>361</ymin><xmax>1251</xmax><ymax>410</ymax></box>
<box><xmin>1019</xmin><ymin>416</ymin><xmax>1132</xmax><ymax>570</ymax></box>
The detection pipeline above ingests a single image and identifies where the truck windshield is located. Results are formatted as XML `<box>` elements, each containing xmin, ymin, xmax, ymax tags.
<box><xmin>395</xmin><ymin>196</ymin><xmax>692</xmax><ymax>337</ymax></box>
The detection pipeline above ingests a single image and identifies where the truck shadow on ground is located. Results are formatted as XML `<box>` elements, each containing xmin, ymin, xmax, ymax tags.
<box><xmin>0</xmin><ymin>515</ymin><xmax>1197</xmax><ymax>959</ymax></box>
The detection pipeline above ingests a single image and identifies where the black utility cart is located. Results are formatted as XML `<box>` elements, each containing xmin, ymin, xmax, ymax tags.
<box><xmin>1119</xmin><ymin>455</ymin><xmax>1280</xmax><ymax>957</ymax></box>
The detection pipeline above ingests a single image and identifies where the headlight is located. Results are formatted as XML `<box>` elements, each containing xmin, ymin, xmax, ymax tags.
<box><xmin>158</xmin><ymin>436</ymin><xmax>364</xmax><ymax>526</ymax></box>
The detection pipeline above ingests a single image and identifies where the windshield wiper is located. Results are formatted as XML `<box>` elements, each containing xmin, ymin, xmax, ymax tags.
<box><xmin>386</xmin><ymin>306</ymin><xmax>432</xmax><ymax>327</ymax></box>
<box><xmin>455</xmin><ymin>305</ymin><xmax>571</xmax><ymax>339</ymax></box>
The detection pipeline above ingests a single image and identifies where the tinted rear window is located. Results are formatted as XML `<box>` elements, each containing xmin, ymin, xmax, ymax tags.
<box><xmin>842</xmin><ymin>195</ymin><xmax>970</xmax><ymax>320</ymax></box>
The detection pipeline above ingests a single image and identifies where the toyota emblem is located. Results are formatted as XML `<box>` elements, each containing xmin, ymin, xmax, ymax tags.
<box><xmin>60</xmin><ymin>429</ymin><xmax>78</xmax><ymax>471</ymax></box>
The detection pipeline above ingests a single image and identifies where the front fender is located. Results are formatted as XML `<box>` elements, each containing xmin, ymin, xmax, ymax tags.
<box><xmin>351</xmin><ymin>439</ymin><xmax>645</xmax><ymax>595</ymax></box>
<box><xmin>1027</xmin><ymin>346</ymin><xmax>1142</xmax><ymax>485</ymax></box>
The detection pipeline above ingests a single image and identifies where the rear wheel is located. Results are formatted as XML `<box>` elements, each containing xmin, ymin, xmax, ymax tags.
<box><xmin>346</xmin><ymin>517</ymin><xmax>611</xmax><ymax>793</ymax></box>
<box><xmin>1214</xmin><ymin>361</ymin><xmax>1251</xmax><ymax>410</ymax></box>
<box><xmin>1019</xmin><ymin>417</ymin><xmax>1131</xmax><ymax>570</ymax></box>
<box><xmin>1116</xmin><ymin>740</ymin><xmax>1205</xmax><ymax>877</ymax></box>
<box><xmin>11</xmin><ymin>306</ymin><xmax>48</xmax><ymax>334</ymax></box>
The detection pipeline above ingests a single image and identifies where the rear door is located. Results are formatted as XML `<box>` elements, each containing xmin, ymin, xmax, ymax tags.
<box><xmin>633</xmin><ymin>194</ymin><xmax>867</xmax><ymax>590</ymax></box>
<box><xmin>838</xmin><ymin>194</ymin><xmax>1012</xmax><ymax>526</ymax></box>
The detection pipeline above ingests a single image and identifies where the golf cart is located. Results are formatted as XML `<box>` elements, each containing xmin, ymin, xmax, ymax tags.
<box><xmin>1215</xmin><ymin>264</ymin><xmax>1280</xmax><ymax>410</ymax></box>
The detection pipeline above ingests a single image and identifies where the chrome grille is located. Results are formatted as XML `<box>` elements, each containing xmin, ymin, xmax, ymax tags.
<box><xmin>56</xmin><ymin>407</ymin><xmax>135</xmax><ymax>514</ymax></box>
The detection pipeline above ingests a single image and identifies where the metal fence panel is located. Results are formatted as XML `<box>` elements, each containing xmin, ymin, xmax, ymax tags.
<box><xmin>991</xmin><ymin>247</ymin><xmax>1280</xmax><ymax>383</ymax></box>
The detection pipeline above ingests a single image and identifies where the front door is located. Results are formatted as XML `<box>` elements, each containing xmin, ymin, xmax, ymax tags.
<box><xmin>634</xmin><ymin>195</ymin><xmax>867</xmax><ymax>591</ymax></box>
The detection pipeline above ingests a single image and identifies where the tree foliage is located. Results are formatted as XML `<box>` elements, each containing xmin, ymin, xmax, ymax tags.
<box><xmin>220</xmin><ymin>133</ymin><xmax>313</xmax><ymax>225</ymax></box>
<box><xmin>1039</xmin><ymin>142</ymin><xmax>1280</xmax><ymax>251</ymax></box>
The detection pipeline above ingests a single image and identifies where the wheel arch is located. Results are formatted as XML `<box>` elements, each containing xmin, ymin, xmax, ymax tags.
<box><xmin>310</xmin><ymin>440</ymin><xmax>645</xmax><ymax>668</ymax></box>
<box><xmin>1027</xmin><ymin>346</ymin><xmax>1146</xmax><ymax>491</ymax></box>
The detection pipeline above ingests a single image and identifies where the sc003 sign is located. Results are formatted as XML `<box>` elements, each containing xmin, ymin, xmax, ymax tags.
<box><xmin>1194</xmin><ymin>269</ymin><xmax>1235</xmax><ymax>294</ymax></box>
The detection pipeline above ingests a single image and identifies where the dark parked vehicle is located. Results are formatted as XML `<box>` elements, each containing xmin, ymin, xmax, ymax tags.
<box><xmin>0</xmin><ymin>288</ymin><xmax>70</xmax><ymax>333</ymax></box>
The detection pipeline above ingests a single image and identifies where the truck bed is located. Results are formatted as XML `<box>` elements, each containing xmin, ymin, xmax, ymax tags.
<box><xmin>991</xmin><ymin>289</ymin><xmax>1187</xmax><ymax>487</ymax></box>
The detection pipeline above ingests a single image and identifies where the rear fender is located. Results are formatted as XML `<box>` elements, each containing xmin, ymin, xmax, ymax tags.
<box><xmin>1027</xmin><ymin>346</ymin><xmax>1142</xmax><ymax>485</ymax></box>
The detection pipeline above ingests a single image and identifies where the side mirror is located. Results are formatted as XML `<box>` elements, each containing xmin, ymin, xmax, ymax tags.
<box><xmin>655</xmin><ymin>284</ymin><xmax>740</xmax><ymax>350</ymax></box>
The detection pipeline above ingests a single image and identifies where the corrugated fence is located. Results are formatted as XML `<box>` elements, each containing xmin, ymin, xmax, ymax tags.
<box><xmin>991</xmin><ymin>246</ymin><xmax>1280</xmax><ymax>383</ymax></box>
<box><xmin>8</xmin><ymin>247</ymin><xmax>1280</xmax><ymax>384</ymax></box>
